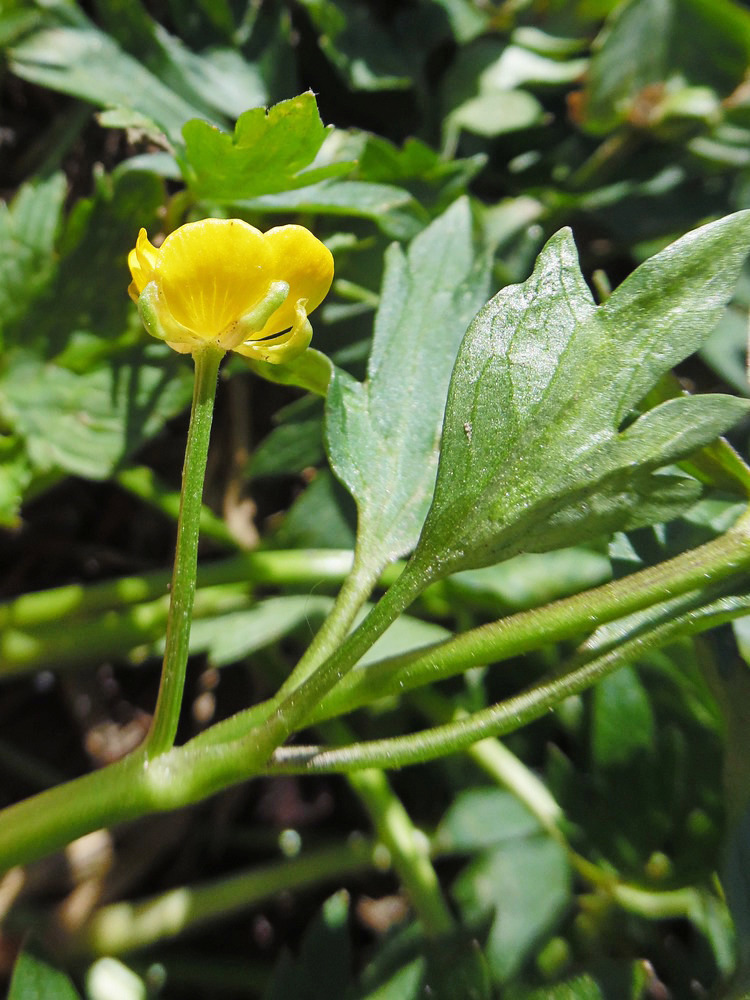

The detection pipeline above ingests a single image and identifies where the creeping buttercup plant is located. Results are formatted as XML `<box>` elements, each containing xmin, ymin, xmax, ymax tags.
<box><xmin>7</xmin><ymin>2</ymin><xmax>750</xmax><ymax>997</ymax></box>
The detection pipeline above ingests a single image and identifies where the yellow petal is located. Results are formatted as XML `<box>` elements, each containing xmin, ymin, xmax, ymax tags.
<box><xmin>257</xmin><ymin>225</ymin><xmax>334</xmax><ymax>338</ymax></box>
<box><xmin>127</xmin><ymin>228</ymin><xmax>160</xmax><ymax>303</ymax></box>
<box><xmin>157</xmin><ymin>219</ymin><xmax>273</xmax><ymax>338</ymax></box>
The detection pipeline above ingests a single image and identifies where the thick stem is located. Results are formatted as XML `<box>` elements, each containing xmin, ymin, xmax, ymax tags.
<box><xmin>147</xmin><ymin>345</ymin><xmax>224</xmax><ymax>758</ymax></box>
<box><xmin>0</xmin><ymin>754</ymin><xmax>150</xmax><ymax>872</ymax></box>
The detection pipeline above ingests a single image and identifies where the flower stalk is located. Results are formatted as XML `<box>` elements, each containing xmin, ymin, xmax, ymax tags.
<box><xmin>146</xmin><ymin>344</ymin><xmax>224</xmax><ymax>757</ymax></box>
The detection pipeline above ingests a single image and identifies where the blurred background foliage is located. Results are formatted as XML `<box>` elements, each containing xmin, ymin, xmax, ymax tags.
<box><xmin>4</xmin><ymin>0</ymin><xmax>750</xmax><ymax>998</ymax></box>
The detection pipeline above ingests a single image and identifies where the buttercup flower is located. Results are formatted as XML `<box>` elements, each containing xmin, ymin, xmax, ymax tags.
<box><xmin>128</xmin><ymin>218</ymin><xmax>334</xmax><ymax>363</ymax></box>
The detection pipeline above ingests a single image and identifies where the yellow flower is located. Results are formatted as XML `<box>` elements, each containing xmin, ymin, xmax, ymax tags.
<box><xmin>128</xmin><ymin>218</ymin><xmax>334</xmax><ymax>363</ymax></box>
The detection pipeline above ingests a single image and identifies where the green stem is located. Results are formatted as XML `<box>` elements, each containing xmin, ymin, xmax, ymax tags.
<box><xmin>275</xmin><ymin>551</ymin><xmax>382</xmax><ymax>699</ymax></box>
<box><xmin>266</xmin><ymin>583</ymin><xmax>750</xmax><ymax>775</ymax></box>
<box><xmin>0</xmin><ymin>550</ymin><xmax>372</xmax><ymax>637</ymax></box>
<box><xmin>347</xmin><ymin>766</ymin><xmax>455</xmax><ymax>936</ymax></box>
<box><xmin>410</xmin><ymin>688</ymin><xmax>563</xmax><ymax>838</ymax></box>
<box><xmin>147</xmin><ymin>345</ymin><xmax>224</xmax><ymax>758</ymax></box>
<box><xmin>2</xmin><ymin>526</ymin><xmax>749</xmax><ymax>874</ymax></box>
<box><xmin>305</xmin><ymin>518</ymin><xmax>750</xmax><ymax>725</ymax></box>
<box><xmin>239</xmin><ymin>564</ymin><xmax>429</xmax><ymax>762</ymax></box>
<box><xmin>0</xmin><ymin>753</ymin><xmax>150</xmax><ymax>871</ymax></box>
<box><xmin>59</xmin><ymin>838</ymin><xmax>377</xmax><ymax>957</ymax></box>
<box><xmin>276</xmin><ymin>551</ymin><xmax>455</xmax><ymax>937</ymax></box>
<box><xmin>2</xmin><ymin>585</ymin><xmax>251</xmax><ymax>675</ymax></box>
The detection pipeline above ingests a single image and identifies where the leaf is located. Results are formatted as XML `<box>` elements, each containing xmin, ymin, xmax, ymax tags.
<box><xmin>274</xmin><ymin>470</ymin><xmax>357</xmax><ymax>551</ymax></box>
<box><xmin>92</xmin><ymin>0</ymin><xmax>266</xmax><ymax>120</ymax></box>
<box><xmin>411</xmin><ymin>213</ymin><xmax>750</xmax><ymax>580</ymax></box>
<box><xmin>248</xmin><ymin>405</ymin><xmax>326</xmax><ymax>479</ymax></box>
<box><xmin>0</xmin><ymin>436</ymin><xmax>33</xmax><ymax>529</ymax></box>
<box><xmin>325</xmin><ymin>197</ymin><xmax>490</xmax><ymax>572</ymax></box>
<box><xmin>7</xmin><ymin>20</ymin><xmax>214</xmax><ymax>145</ymax></box>
<box><xmin>355</xmin><ymin>925</ymin><xmax>490</xmax><ymax>1000</ymax></box>
<box><xmin>236</xmin><ymin>179</ymin><xmax>427</xmax><ymax>241</ymax></box>
<box><xmin>357</xmin><ymin>958</ymin><xmax>425</xmax><ymax>1000</ymax></box>
<box><xmin>429</xmin><ymin>0</ymin><xmax>490</xmax><ymax>43</ymax></box>
<box><xmin>183</xmin><ymin>596</ymin><xmax>334</xmax><ymax>667</ymax></box>
<box><xmin>8</xmin><ymin>944</ymin><xmax>82</xmax><ymax>1000</ymax></box>
<box><xmin>0</xmin><ymin>169</ymin><xmax>190</xmax><ymax>506</ymax></box>
<box><xmin>357</xmin><ymin>135</ymin><xmax>486</xmax><ymax>211</ymax></box>
<box><xmin>264</xmin><ymin>891</ymin><xmax>352</xmax><ymax>1000</ymax></box>
<box><xmin>0</xmin><ymin>347</ymin><xmax>192</xmax><ymax>480</ymax></box>
<box><xmin>242</xmin><ymin>346</ymin><xmax>334</xmax><ymax>398</ymax></box>
<box><xmin>444</xmin><ymin>91</ymin><xmax>545</xmax><ymax>141</ymax></box>
<box><xmin>298</xmin><ymin>0</ymin><xmax>413</xmax><ymax>91</ymax></box>
<box><xmin>581</xmin><ymin>0</ymin><xmax>750</xmax><ymax>135</ymax></box>
<box><xmin>452</xmin><ymin>834</ymin><xmax>571</xmax><ymax>984</ymax></box>
<box><xmin>436</xmin><ymin>789</ymin><xmax>542</xmax><ymax>853</ymax></box>
<box><xmin>446</xmin><ymin>546</ymin><xmax>611</xmax><ymax>615</ymax></box>
<box><xmin>0</xmin><ymin>173</ymin><xmax>66</xmax><ymax>340</ymax></box>
<box><xmin>5</xmin><ymin>168</ymin><xmax>165</xmax><ymax>360</ymax></box>
<box><xmin>591</xmin><ymin>665</ymin><xmax>655</xmax><ymax>767</ymax></box>
<box><xmin>357</xmin><ymin>612</ymin><xmax>451</xmax><ymax>667</ymax></box>
<box><xmin>722</xmin><ymin>803</ymin><xmax>750</xmax><ymax>980</ymax></box>
<box><xmin>512</xmin><ymin>975</ymin><xmax>605</xmax><ymax>1000</ymax></box>
<box><xmin>181</xmin><ymin>92</ymin><xmax>353</xmax><ymax>200</ymax></box>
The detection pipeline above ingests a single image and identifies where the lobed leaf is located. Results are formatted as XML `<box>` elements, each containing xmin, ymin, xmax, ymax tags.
<box><xmin>181</xmin><ymin>92</ymin><xmax>354</xmax><ymax>201</ymax></box>
<box><xmin>412</xmin><ymin>212</ymin><xmax>750</xmax><ymax>579</ymax></box>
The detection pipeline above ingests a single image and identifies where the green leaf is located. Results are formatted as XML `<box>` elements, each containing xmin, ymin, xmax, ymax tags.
<box><xmin>264</xmin><ymin>891</ymin><xmax>352</xmax><ymax>1000</ymax></box>
<box><xmin>0</xmin><ymin>173</ymin><xmax>66</xmax><ymax>340</ymax></box>
<box><xmin>436</xmin><ymin>789</ymin><xmax>542</xmax><ymax>853</ymax></box>
<box><xmin>92</xmin><ymin>0</ymin><xmax>266</xmax><ymax>121</ymax></box>
<box><xmin>452</xmin><ymin>835</ymin><xmax>571</xmax><ymax>984</ymax></box>
<box><xmin>325</xmin><ymin>197</ymin><xmax>490</xmax><ymax>573</ymax></box>
<box><xmin>181</xmin><ymin>92</ymin><xmax>353</xmax><ymax>200</ymax></box>
<box><xmin>446</xmin><ymin>547</ymin><xmax>611</xmax><ymax>615</ymax></box>
<box><xmin>243</xmin><ymin>346</ymin><xmax>334</xmax><ymax>398</ymax></box>
<box><xmin>357</xmin><ymin>958</ymin><xmax>425</xmax><ymax>1000</ymax></box>
<box><xmin>355</xmin><ymin>926</ymin><xmax>490</xmax><ymax>1000</ymax></box>
<box><xmin>511</xmin><ymin>975</ymin><xmax>604</xmax><ymax>1000</ymax></box>
<box><xmin>0</xmin><ymin>347</ymin><xmax>192</xmax><ymax>480</ymax></box>
<box><xmin>722</xmin><ymin>804</ymin><xmax>750</xmax><ymax>981</ymax></box>
<box><xmin>8</xmin><ymin>944</ymin><xmax>82</xmax><ymax>1000</ymax></box>
<box><xmin>298</xmin><ymin>0</ymin><xmax>413</xmax><ymax>91</ymax></box>
<box><xmin>411</xmin><ymin>212</ymin><xmax>750</xmax><ymax>580</ymax></box>
<box><xmin>7</xmin><ymin>19</ymin><xmax>215</xmax><ymax>144</ymax></box>
<box><xmin>0</xmin><ymin>168</ymin><xmax>189</xmax><ymax>505</ymax></box>
<box><xmin>248</xmin><ymin>405</ymin><xmax>326</xmax><ymax>479</ymax></box>
<box><xmin>357</xmin><ymin>612</ymin><xmax>451</xmax><ymax>667</ymax></box>
<box><xmin>429</xmin><ymin>0</ymin><xmax>490</xmax><ymax>43</ymax></box>
<box><xmin>582</xmin><ymin>0</ymin><xmax>750</xmax><ymax>134</ymax></box>
<box><xmin>591</xmin><ymin>665</ymin><xmax>655</xmax><ymax>767</ymax></box>
<box><xmin>182</xmin><ymin>596</ymin><xmax>334</xmax><ymax>667</ymax></box>
<box><xmin>274</xmin><ymin>470</ymin><xmax>357</xmax><ymax>550</ymax></box>
<box><xmin>357</xmin><ymin>135</ymin><xmax>485</xmax><ymax>211</ymax></box>
<box><xmin>444</xmin><ymin>90</ymin><xmax>545</xmax><ymax>141</ymax></box>
<box><xmin>236</xmin><ymin>179</ymin><xmax>427</xmax><ymax>241</ymax></box>
<box><xmin>5</xmin><ymin>168</ymin><xmax>164</xmax><ymax>360</ymax></box>
<box><xmin>0</xmin><ymin>436</ymin><xmax>33</xmax><ymax>528</ymax></box>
